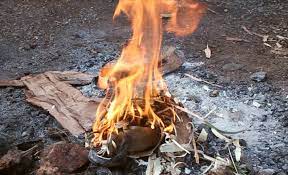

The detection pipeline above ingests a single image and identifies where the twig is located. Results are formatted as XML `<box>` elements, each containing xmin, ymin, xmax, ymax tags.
<box><xmin>201</xmin><ymin>162</ymin><xmax>214</xmax><ymax>175</ymax></box>
<box><xmin>174</xmin><ymin>105</ymin><xmax>205</xmax><ymax>121</ymax></box>
<box><xmin>228</xmin><ymin>146</ymin><xmax>239</xmax><ymax>174</ymax></box>
<box><xmin>241</xmin><ymin>26</ymin><xmax>269</xmax><ymax>41</ymax></box>
<box><xmin>174</xmin><ymin>105</ymin><xmax>247</xmax><ymax>134</ymax></box>
<box><xmin>171</xmin><ymin>139</ymin><xmax>190</xmax><ymax>154</ymax></box>
<box><xmin>203</xmin><ymin>107</ymin><xmax>217</xmax><ymax>119</ymax></box>
<box><xmin>241</xmin><ymin>26</ymin><xmax>253</xmax><ymax>35</ymax></box>
<box><xmin>173</xmin><ymin>162</ymin><xmax>188</xmax><ymax>169</ymax></box>
<box><xmin>226</xmin><ymin>36</ymin><xmax>249</xmax><ymax>42</ymax></box>
<box><xmin>184</xmin><ymin>73</ymin><xmax>223</xmax><ymax>88</ymax></box>
<box><xmin>191</xmin><ymin>128</ymin><xmax>200</xmax><ymax>163</ymax></box>
<box><xmin>207</xmin><ymin>8</ymin><xmax>218</xmax><ymax>14</ymax></box>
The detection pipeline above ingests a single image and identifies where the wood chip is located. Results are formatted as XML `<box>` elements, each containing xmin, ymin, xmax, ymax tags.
<box><xmin>197</xmin><ymin>128</ymin><xmax>208</xmax><ymax>142</ymax></box>
<box><xmin>233</xmin><ymin>139</ymin><xmax>242</xmax><ymax>162</ymax></box>
<box><xmin>146</xmin><ymin>154</ymin><xmax>162</xmax><ymax>175</ymax></box>
<box><xmin>203</xmin><ymin>44</ymin><xmax>211</xmax><ymax>59</ymax></box>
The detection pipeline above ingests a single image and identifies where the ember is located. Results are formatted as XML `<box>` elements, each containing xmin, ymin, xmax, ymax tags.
<box><xmin>91</xmin><ymin>0</ymin><xmax>205</xmax><ymax>156</ymax></box>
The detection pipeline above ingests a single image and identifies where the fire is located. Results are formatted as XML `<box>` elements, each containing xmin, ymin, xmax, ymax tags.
<box><xmin>92</xmin><ymin>0</ymin><xmax>205</xmax><ymax>146</ymax></box>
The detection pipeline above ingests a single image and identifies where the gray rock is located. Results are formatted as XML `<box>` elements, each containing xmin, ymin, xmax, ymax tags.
<box><xmin>257</xmin><ymin>169</ymin><xmax>276</xmax><ymax>175</ymax></box>
<box><xmin>250</xmin><ymin>71</ymin><xmax>267</xmax><ymax>82</ymax></box>
<box><xmin>209</xmin><ymin>90</ymin><xmax>219</xmax><ymax>97</ymax></box>
<box><xmin>222</xmin><ymin>63</ymin><xmax>244</xmax><ymax>71</ymax></box>
<box><xmin>277</xmin><ymin>172</ymin><xmax>287</xmax><ymax>175</ymax></box>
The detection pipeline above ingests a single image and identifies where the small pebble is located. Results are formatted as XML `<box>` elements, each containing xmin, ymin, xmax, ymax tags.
<box><xmin>203</xmin><ymin>85</ymin><xmax>210</xmax><ymax>91</ymax></box>
<box><xmin>209</xmin><ymin>90</ymin><xmax>219</xmax><ymax>97</ymax></box>
<box><xmin>184</xmin><ymin>168</ymin><xmax>191</xmax><ymax>174</ymax></box>
<box><xmin>257</xmin><ymin>168</ymin><xmax>275</xmax><ymax>175</ymax></box>
<box><xmin>21</xmin><ymin>131</ymin><xmax>28</xmax><ymax>137</ymax></box>
<box><xmin>252</xmin><ymin>101</ymin><xmax>261</xmax><ymax>108</ymax></box>
<box><xmin>250</xmin><ymin>71</ymin><xmax>267</xmax><ymax>82</ymax></box>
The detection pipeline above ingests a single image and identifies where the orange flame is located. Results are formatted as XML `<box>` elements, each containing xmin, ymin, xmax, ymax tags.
<box><xmin>92</xmin><ymin>0</ymin><xmax>205</xmax><ymax>146</ymax></box>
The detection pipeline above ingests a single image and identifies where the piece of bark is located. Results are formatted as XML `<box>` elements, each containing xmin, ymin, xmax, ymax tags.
<box><xmin>22</xmin><ymin>72</ymin><xmax>100</xmax><ymax>136</ymax></box>
<box><xmin>0</xmin><ymin>71</ymin><xmax>95</xmax><ymax>87</ymax></box>
<box><xmin>37</xmin><ymin>142</ymin><xmax>89</xmax><ymax>175</ymax></box>
<box><xmin>48</xmin><ymin>71</ymin><xmax>96</xmax><ymax>85</ymax></box>
<box><xmin>0</xmin><ymin>80</ymin><xmax>24</xmax><ymax>87</ymax></box>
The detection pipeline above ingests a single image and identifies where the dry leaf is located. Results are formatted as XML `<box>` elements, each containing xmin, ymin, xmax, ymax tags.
<box><xmin>211</xmin><ymin>128</ymin><xmax>231</xmax><ymax>142</ymax></box>
<box><xmin>159</xmin><ymin>142</ymin><xmax>192</xmax><ymax>153</ymax></box>
<box><xmin>146</xmin><ymin>154</ymin><xmax>162</xmax><ymax>175</ymax></box>
<box><xmin>263</xmin><ymin>43</ymin><xmax>272</xmax><ymax>48</ymax></box>
<box><xmin>276</xmin><ymin>42</ymin><xmax>282</xmax><ymax>48</ymax></box>
<box><xmin>262</xmin><ymin>35</ymin><xmax>269</xmax><ymax>42</ymax></box>
<box><xmin>233</xmin><ymin>139</ymin><xmax>242</xmax><ymax>162</ymax></box>
<box><xmin>204</xmin><ymin>44</ymin><xmax>211</xmax><ymax>58</ymax></box>
<box><xmin>197</xmin><ymin>128</ymin><xmax>208</xmax><ymax>142</ymax></box>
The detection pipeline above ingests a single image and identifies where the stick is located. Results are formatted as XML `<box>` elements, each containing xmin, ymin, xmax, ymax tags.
<box><xmin>191</xmin><ymin>128</ymin><xmax>200</xmax><ymax>164</ymax></box>
<box><xmin>184</xmin><ymin>73</ymin><xmax>223</xmax><ymax>88</ymax></box>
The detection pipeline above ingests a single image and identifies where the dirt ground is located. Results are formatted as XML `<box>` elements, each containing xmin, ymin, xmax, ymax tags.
<box><xmin>0</xmin><ymin>0</ymin><xmax>287</xmax><ymax>174</ymax></box>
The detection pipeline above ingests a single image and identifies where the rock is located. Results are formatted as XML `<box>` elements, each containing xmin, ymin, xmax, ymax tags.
<box><xmin>222</xmin><ymin>63</ymin><xmax>244</xmax><ymax>71</ymax></box>
<box><xmin>250</xmin><ymin>72</ymin><xmax>267</xmax><ymax>82</ymax></box>
<box><xmin>256</xmin><ymin>169</ymin><xmax>276</xmax><ymax>175</ymax></box>
<box><xmin>203</xmin><ymin>85</ymin><xmax>210</xmax><ymax>91</ymax></box>
<box><xmin>277</xmin><ymin>172</ymin><xmax>286</xmax><ymax>175</ymax></box>
<box><xmin>185</xmin><ymin>168</ymin><xmax>192</xmax><ymax>174</ymax></box>
<box><xmin>209</xmin><ymin>90</ymin><xmax>219</xmax><ymax>97</ymax></box>
<box><xmin>30</xmin><ymin>110</ymin><xmax>40</xmax><ymax>117</ymax></box>
<box><xmin>37</xmin><ymin>143</ymin><xmax>89</xmax><ymax>174</ymax></box>
<box><xmin>182</xmin><ymin>61</ymin><xmax>204</xmax><ymax>70</ymax></box>
<box><xmin>282</xmin><ymin>164</ymin><xmax>288</xmax><ymax>171</ymax></box>
<box><xmin>21</xmin><ymin>131</ymin><xmax>29</xmax><ymax>137</ymax></box>
<box><xmin>252</xmin><ymin>101</ymin><xmax>262</xmax><ymax>108</ymax></box>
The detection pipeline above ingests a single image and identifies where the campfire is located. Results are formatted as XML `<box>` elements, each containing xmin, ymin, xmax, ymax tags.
<box><xmin>89</xmin><ymin>0</ymin><xmax>205</xmax><ymax>163</ymax></box>
<box><xmin>0</xmin><ymin>0</ymin><xmax>250</xmax><ymax>174</ymax></box>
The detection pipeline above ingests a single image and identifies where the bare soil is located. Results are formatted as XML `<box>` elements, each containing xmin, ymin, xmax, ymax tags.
<box><xmin>0</xmin><ymin>0</ymin><xmax>287</xmax><ymax>174</ymax></box>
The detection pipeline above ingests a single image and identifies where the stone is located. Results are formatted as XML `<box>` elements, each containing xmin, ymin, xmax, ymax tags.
<box><xmin>185</xmin><ymin>168</ymin><xmax>192</xmax><ymax>174</ymax></box>
<box><xmin>37</xmin><ymin>143</ymin><xmax>89</xmax><ymax>174</ymax></box>
<box><xmin>252</xmin><ymin>101</ymin><xmax>262</xmax><ymax>108</ymax></box>
<box><xmin>222</xmin><ymin>63</ymin><xmax>244</xmax><ymax>71</ymax></box>
<box><xmin>250</xmin><ymin>71</ymin><xmax>267</xmax><ymax>82</ymax></box>
<box><xmin>257</xmin><ymin>169</ymin><xmax>276</xmax><ymax>175</ymax></box>
<box><xmin>209</xmin><ymin>90</ymin><xmax>219</xmax><ymax>97</ymax></box>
